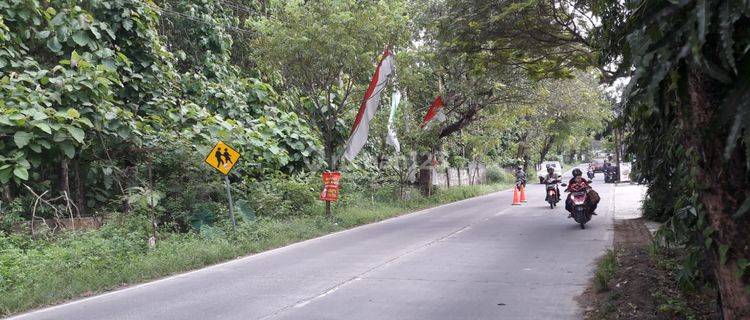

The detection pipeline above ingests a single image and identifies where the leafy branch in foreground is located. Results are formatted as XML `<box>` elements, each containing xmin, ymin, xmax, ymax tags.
<box><xmin>595</xmin><ymin>0</ymin><xmax>750</xmax><ymax>316</ymax></box>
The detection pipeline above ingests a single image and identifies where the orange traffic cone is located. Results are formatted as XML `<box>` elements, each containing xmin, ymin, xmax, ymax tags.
<box><xmin>520</xmin><ymin>185</ymin><xmax>527</xmax><ymax>203</ymax></box>
<box><xmin>512</xmin><ymin>186</ymin><xmax>522</xmax><ymax>205</ymax></box>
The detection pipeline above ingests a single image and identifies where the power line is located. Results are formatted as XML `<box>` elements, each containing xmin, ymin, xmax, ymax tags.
<box><xmin>214</xmin><ymin>0</ymin><xmax>256</xmax><ymax>15</ymax></box>
<box><xmin>147</xmin><ymin>3</ymin><xmax>256</xmax><ymax>37</ymax></box>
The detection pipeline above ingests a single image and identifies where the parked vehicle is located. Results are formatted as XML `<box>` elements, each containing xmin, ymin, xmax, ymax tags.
<box><xmin>603</xmin><ymin>162</ymin><xmax>619</xmax><ymax>183</ymax></box>
<box><xmin>604</xmin><ymin>169</ymin><xmax>616</xmax><ymax>183</ymax></box>
<box><xmin>589</xmin><ymin>159</ymin><xmax>606</xmax><ymax>173</ymax></box>
<box><xmin>537</xmin><ymin>161</ymin><xmax>563</xmax><ymax>183</ymax></box>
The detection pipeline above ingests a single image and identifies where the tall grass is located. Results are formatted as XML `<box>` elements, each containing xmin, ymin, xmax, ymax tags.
<box><xmin>594</xmin><ymin>250</ymin><xmax>617</xmax><ymax>292</ymax></box>
<box><xmin>0</xmin><ymin>183</ymin><xmax>509</xmax><ymax>316</ymax></box>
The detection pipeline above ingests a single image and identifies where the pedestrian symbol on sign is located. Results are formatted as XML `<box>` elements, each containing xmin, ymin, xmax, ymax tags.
<box><xmin>205</xmin><ymin>141</ymin><xmax>240</xmax><ymax>175</ymax></box>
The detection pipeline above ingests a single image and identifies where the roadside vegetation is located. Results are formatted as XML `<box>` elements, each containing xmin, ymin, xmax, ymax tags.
<box><xmin>6</xmin><ymin>0</ymin><xmax>749</xmax><ymax>318</ymax></box>
<box><xmin>583</xmin><ymin>220</ymin><xmax>718</xmax><ymax>319</ymax></box>
<box><xmin>594</xmin><ymin>250</ymin><xmax>616</xmax><ymax>293</ymax></box>
<box><xmin>586</xmin><ymin>247</ymin><xmax>719</xmax><ymax>319</ymax></box>
<box><xmin>0</xmin><ymin>180</ymin><xmax>512</xmax><ymax>316</ymax></box>
<box><xmin>1</xmin><ymin>1</ymin><xmax>610</xmax><ymax>315</ymax></box>
<box><xmin>595</xmin><ymin>0</ymin><xmax>750</xmax><ymax>316</ymax></box>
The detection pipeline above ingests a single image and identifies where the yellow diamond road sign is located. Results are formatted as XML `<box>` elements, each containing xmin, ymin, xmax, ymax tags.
<box><xmin>205</xmin><ymin>141</ymin><xmax>240</xmax><ymax>175</ymax></box>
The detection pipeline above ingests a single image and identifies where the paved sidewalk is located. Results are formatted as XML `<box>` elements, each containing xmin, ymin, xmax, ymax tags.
<box><xmin>613</xmin><ymin>183</ymin><xmax>647</xmax><ymax>220</ymax></box>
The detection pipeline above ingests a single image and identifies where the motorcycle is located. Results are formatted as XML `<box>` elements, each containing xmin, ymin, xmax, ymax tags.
<box><xmin>561</xmin><ymin>180</ymin><xmax>594</xmax><ymax>229</ymax></box>
<box><xmin>604</xmin><ymin>169</ymin><xmax>615</xmax><ymax>183</ymax></box>
<box><xmin>587</xmin><ymin>168</ymin><xmax>595</xmax><ymax>179</ymax></box>
<box><xmin>545</xmin><ymin>180</ymin><xmax>560</xmax><ymax>209</ymax></box>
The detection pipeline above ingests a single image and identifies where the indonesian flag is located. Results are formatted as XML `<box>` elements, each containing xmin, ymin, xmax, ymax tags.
<box><xmin>343</xmin><ymin>50</ymin><xmax>395</xmax><ymax>161</ymax></box>
<box><xmin>420</xmin><ymin>96</ymin><xmax>445</xmax><ymax>128</ymax></box>
<box><xmin>386</xmin><ymin>90</ymin><xmax>402</xmax><ymax>153</ymax></box>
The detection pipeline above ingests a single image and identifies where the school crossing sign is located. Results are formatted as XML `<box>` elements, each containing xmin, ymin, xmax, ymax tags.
<box><xmin>205</xmin><ymin>141</ymin><xmax>241</xmax><ymax>175</ymax></box>
<box><xmin>204</xmin><ymin>141</ymin><xmax>241</xmax><ymax>232</ymax></box>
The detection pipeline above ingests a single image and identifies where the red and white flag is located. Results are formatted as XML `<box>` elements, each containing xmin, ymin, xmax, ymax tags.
<box><xmin>420</xmin><ymin>96</ymin><xmax>445</xmax><ymax>128</ymax></box>
<box><xmin>343</xmin><ymin>50</ymin><xmax>395</xmax><ymax>161</ymax></box>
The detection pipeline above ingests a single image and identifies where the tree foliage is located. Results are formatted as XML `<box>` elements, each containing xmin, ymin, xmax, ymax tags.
<box><xmin>0</xmin><ymin>0</ymin><xmax>320</xmax><ymax>220</ymax></box>
<box><xmin>250</xmin><ymin>0</ymin><xmax>410</xmax><ymax>169</ymax></box>
<box><xmin>437</xmin><ymin>0</ymin><xmax>596</xmax><ymax>79</ymax></box>
<box><xmin>529</xmin><ymin>71</ymin><xmax>610</xmax><ymax>163</ymax></box>
<box><xmin>595</xmin><ymin>0</ymin><xmax>750</xmax><ymax>315</ymax></box>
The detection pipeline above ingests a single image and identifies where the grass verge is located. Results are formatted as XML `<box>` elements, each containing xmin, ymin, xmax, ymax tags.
<box><xmin>581</xmin><ymin>219</ymin><xmax>717</xmax><ymax>320</ymax></box>
<box><xmin>593</xmin><ymin>250</ymin><xmax>616</xmax><ymax>292</ymax></box>
<box><xmin>0</xmin><ymin>183</ymin><xmax>510</xmax><ymax>317</ymax></box>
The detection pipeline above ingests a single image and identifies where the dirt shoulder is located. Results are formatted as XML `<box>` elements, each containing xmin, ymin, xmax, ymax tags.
<box><xmin>579</xmin><ymin>218</ymin><xmax>718</xmax><ymax>319</ymax></box>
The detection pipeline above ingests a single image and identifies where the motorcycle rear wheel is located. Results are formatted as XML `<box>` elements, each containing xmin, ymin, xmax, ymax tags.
<box><xmin>580</xmin><ymin>222</ymin><xmax>586</xmax><ymax>229</ymax></box>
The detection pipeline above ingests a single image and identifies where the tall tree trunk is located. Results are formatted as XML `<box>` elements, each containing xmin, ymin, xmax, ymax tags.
<box><xmin>466</xmin><ymin>163</ymin><xmax>474</xmax><ymax>185</ymax></box>
<box><xmin>60</xmin><ymin>158</ymin><xmax>70</xmax><ymax>197</ymax></box>
<box><xmin>538</xmin><ymin>135</ymin><xmax>555</xmax><ymax>165</ymax></box>
<box><xmin>72</xmin><ymin>158</ymin><xmax>85</xmax><ymax>217</ymax></box>
<box><xmin>515</xmin><ymin>132</ymin><xmax>533</xmax><ymax>173</ymax></box>
<box><xmin>523</xmin><ymin>155</ymin><xmax>531</xmax><ymax>173</ymax></box>
<box><xmin>323</xmin><ymin>137</ymin><xmax>337</xmax><ymax>215</ymax></box>
<box><xmin>684</xmin><ymin>71</ymin><xmax>750</xmax><ymax>318</ymax></box>
<box><xmin>417</xmin><ymin>152</ymin><xmax>433</xmax><ymax>196</ymax></box>
<box><xmin>515</xmin><ymin>132</ymin><xmax>529</xmax><ymax>160</ymax></box>
<box><xmin>445</xmin><ymin>167</ymin><xmax>450</xmax><ymax>188</ymax></box>
<box><xmin>147</xmin><ymin>157</ymin><xmax>158</xmax><ymax>244</ymax></box>
<box><xmin>324</xmin><ymin>140</ymin><xmax>337</xmax><ymax>171</ymax></box>
<box><xmin>476</xmin><ymin>164</ymin><xmax>482</xmax><ymax>184</ymax></box>
<box><xmin>614</xmin><ymin>129</ymin><xmax>622</xmax><ymax>180</ymax></box>
<box><xmin>1</xmin><ymin>185</ymin><xmax>12</xmax><ymax>204</ymax></box>
<box><xmin>122</xmin><ymin>166</ymin><xmax>133</xmax><ymax>215</ymax></box>
<box><xmin>377</xmin><ymin>134</ymin><xmax>387</xmax><ymax>170</ymax></box>
<box><xmin>457</xmin><ymin>166</ymin><xmax>462</xmax><ymax>186</ymax></box>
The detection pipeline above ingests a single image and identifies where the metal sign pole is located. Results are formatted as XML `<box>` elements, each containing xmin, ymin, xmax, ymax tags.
<box><xmin>224</xmin><ymin>175</ymin><xmax>237</xmax><ymax>234</ymax></box>
<box><xmin>204</xmin><ymin>141</ymin><xmax>240</xmax><ymax>234</ymax></box>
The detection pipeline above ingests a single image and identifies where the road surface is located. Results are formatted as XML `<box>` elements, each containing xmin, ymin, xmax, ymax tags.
<box><xmin>9</xmin><ymin>166</ymin><xmax>627</xmax><ymax>320</ymax></box>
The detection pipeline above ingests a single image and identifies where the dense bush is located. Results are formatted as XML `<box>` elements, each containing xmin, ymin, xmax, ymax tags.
<box><xmin>486</xmin><ymin>166</ymin><xmax>514</xmax><ymax>184</ymax></box>
<box><xmin>0</xmin><ymin>0</ymin><xmax>322</xmax><ymax>219</ymax></box>
<box><xmin>239</xmin><ymin>175</ymin><xmax>320</xmax><ymax>218</ymax></box>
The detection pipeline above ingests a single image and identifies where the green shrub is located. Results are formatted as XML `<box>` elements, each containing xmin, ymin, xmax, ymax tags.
<box><xmin>242</xmin><ymin>175</ymin><xmax>320</xmax><ymax>218</ymax></box>
<box><xmin>486</xmin><ymin>166</ymin><xmax>513</xmax><ymax>184</ymax></box>
<box><xmin>0</xmin><ymin>208</ymin><xmax>24</xmax><ymax>235</ymax></box>
<box><xmin>150</xmin><ymin>143</ymin><xmax>227</xmax><ymax>231</ymax></box>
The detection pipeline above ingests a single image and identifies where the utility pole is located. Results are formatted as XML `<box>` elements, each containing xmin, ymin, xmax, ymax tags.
<box><xmin>615</xmin><ymin>128</ymin><xmax>622</xmax><ymax>182</ymax></box>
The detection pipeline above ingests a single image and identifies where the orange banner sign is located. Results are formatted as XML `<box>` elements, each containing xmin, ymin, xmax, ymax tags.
<box><xmin>320</xmin><ymin>171</ymin><xmax>341</xmax><ymax>202</ymax></box>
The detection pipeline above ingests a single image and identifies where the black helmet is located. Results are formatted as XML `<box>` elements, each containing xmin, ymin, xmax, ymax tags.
<box><xmin>572</xmin><ymin>168</ymin><xmax>583</xmax><ymax>177</ymax></box>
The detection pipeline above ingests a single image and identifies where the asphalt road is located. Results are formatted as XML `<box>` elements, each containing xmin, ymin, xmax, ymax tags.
<box><xmin>9</xmin><ymin>166</ymin><xmax>619</xmax><ymax>320</ymax></box>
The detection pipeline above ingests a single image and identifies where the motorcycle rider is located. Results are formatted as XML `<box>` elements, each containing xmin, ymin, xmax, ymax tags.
<box><xmin>544</xmin><ymin>165</ymin><xmax>561</xmax><ymax>202</ymax></box>
<box><xmin>565</xmin><ymin>168</ymin><xmax>599</xmax><ymax>215</ymax></box>
<box><xmin>603</xmin><ymin>161</ymin><xmax>613</xmax><ymax>182</ymax></box>
<box><xmin>515</xmin><ymin>165</ymin><xmax>526</xmax><ymax>189</ymax></box>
